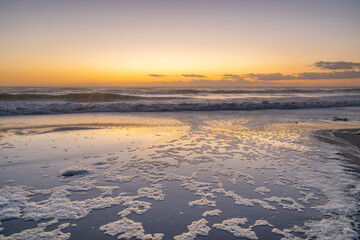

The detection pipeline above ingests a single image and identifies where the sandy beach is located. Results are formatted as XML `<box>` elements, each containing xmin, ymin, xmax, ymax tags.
<box><xmin>333</xmin><ymin>129</ymin><xmax>360</xmax><ymax>149</ymax></box>
<box><xmin>1</xmin><ymin>108</ymin><xmax>360</xmax><ymax>239</ymax></box>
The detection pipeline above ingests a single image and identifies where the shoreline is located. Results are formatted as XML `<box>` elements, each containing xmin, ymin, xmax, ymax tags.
<box><xmin>316</xmin><ymin>128</ymin><xmax>360</xmax><ymax>174</ymax></box>
<box><xmin>333</xmin><ymin>129</ymin><xmax>360</xmax><ymax>149</ymax></box>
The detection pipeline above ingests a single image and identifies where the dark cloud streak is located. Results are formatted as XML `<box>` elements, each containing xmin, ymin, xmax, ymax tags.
<box><xmin>246</xmin><ymin>73</ymin><xmax>297</xmax><ymax>81</ymax></box>
<box><xmin>314</xmin><ymin>61</ymin><xmax>360</xmax><ymax>70</ymax></box>
<box><xmin>247</xmin><ymin>71</ymin><xmax>360</xmax><ymax>81</ymax></box>
<box><xmin>298</xmin><ymin>71</ymin><xmax>360</xmax><ymax>80</ymax></box>
<box><xmin>181</xmin><ymin>74</ymin><xmax>207</xmax><ymax>78</ymax></box>
<box><xmin>221</xmin><ymin>74</ymin><xmax>248</xmax><ymax>82</ymax></box>
<box><xmin>149</xmin><ymin>74</ymin><xmax>168</xmax><ymax>77</ymax></box>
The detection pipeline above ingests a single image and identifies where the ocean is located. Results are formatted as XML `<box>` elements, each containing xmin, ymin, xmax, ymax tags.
<box><xmin>0</xmin><ymin>87</ymin><xmax>359</xmax><ymax>239</ymax></box>
<box><xmin>1</xmin><ymin>86</ymin><xmax>360</xmax><ymax>115</ymax></box>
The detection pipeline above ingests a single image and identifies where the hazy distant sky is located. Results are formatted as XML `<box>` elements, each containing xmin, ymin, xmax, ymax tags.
<box><xmin>0</xmin><ymin>0</ymin><xmax>359</xmax><ymax>86</ymax></box>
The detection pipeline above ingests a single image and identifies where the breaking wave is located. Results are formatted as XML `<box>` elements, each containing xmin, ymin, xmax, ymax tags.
<box><xmin>0</xmin><ymin>93</ymin><xmax>147</xmax><ymax>102</ymax></box>
<box><xmin>1</xmin><ymin>96</ymin><xmax>360</xmax><ymax>115</ymax></box>
<box><xmin>1</xmin><ymin>87</ymin><xmax>359</xmax><ymax>115</ymax></box>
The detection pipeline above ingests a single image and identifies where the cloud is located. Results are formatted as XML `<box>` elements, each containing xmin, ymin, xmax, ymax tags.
<box><xmin>145</xmin><ymin>74</ymin><xmax>263</xmax><ymax>87</ymax></box>
<box><xmin>298</xmin><ymin>71</ymin><xmax>360</xmax><ymax>80</ymax></box>
<box><xmin>146</xmin><ymin>79</ymin><xmax>254</xmax><ymax>87</ymax></box>
<box><xmin>245</xmin><ymin>73</ymin><xmax>297</xmax><ymax>81</ymax></box>
<box><xmin>313</xmin><ymin>61</ymin><xmax>360</xmax><ymax>70</ymax></box>
<box><xmin>221</xmin><ymin>74</ymin><xmax>249</xmax><ymax>82</ymax></box>
<box><xmin>245</xmin><ymin>71</ymin><xmax>360</xmax><ymax>81</ymax></box>
<box><xmin>149</xmin><ymin>74</ymin><xmax>168</xmax><ymax>77</ymax></box>
<box><xmin>181</xmin><ymin>74</ymin><xmax>207</xmax><ymax>78</ymax></box>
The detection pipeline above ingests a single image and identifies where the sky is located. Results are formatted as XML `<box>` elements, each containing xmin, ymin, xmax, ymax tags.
<box><xmin>0</xmin><ymin>0</ymin><xmax>360</xmax><ymax>86</ymax></box>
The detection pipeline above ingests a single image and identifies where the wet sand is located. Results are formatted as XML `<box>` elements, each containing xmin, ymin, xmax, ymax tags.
<box><xmin>333</xmin><ymin>129</ymin><xmax>360</xmax><ymax>149</ymax></box>
<box><xmin>0</xmin><ymin>110</ymin><xmax>360</xmax><ymax>239</ymax></box>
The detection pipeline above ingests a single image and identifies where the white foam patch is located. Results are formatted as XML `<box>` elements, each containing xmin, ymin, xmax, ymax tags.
<box><xmin>0</xmin><ymin>186</ymin><xmax>29</xmax><ymax>221</ymax></box>
<box><xmin>264</xmin><ymin>196</ymin><xmax>304</xmax><ymax>212</ymax></box>
<box><xmin>174</xmin><ymin>218</ymin><xmax>211</xmax><ymax>240</ymax></box>
<box><xmin>100</xmin><ymin>217</ymin><xmax>164</xmax><ymax>240</ymax></box>
<box><xmin>188</xmin><ymin>198</ymin><xmax>216</xmax><ymax>207</ymax></box>
<box><xmin>298</xmin><ymin>191</ymin><xmax>318</xmax><ymax>204</ymax></box>
<box><xmin>96</xmin><ymin>186</ymin><xmax>119</xmax><ymax>196</ymax></box>
<box><xmin>213</xmin><ymin>176</ymin><xmax>223</xmax><ymax>188</ymax></box>
<box><xmin>247</xmin><ymin>180</ymin><xmax>255</xmax><ymax>185</ymax></box>
<box><xmin>23</xmin><ymin>188</ymin><xmax>132</xmax><ymax>221</ymax></box>
<box><xmin>212</xmin><ymin>188</ymin><xmax>252</xmax><ymax>206</ymax></box>
<box><xmin>202</xmin><ymin>209</ymin><xmax>222</xmax><ymax>217</ymax></box>
<box><xmin>103</xmin><ymin>170</ymin><xmax>134</xmax><ymax>182</ymax></box>
<box><xmin>0</xmin><ymin>220</ymin><xmax>70</xmax><ymax>240</ymax></box>
<box><xmin>211</xmin><ymin>188</ymin><xmax>276</xmax><ymax>210</ymax></box>
<box><xmin>118</xmin><ymin>200</ymin><xmax>151</xmax><ymax>217</ymax></box>
<box><xmin>0</xmin><ymin>178</ymin><xmax>166</xmax><ymax>224</ymax></box>
<box><xmin>273</xmin><ymin>180</ymin><xmax>285</xmax><ymax>186</ymax></box>
<box><xmin>213</xmin><ymin>169</ymin><xmax>254</xmax><ymax>184</ymax></box>
<box><xmin>180</xmin><ymin>180</ymin><xmax>216</xmax><ymax>199</ymax></box>
<box><xmin>59</xmin><ymin>166</ymin><xmax>93</xmax><ymax>177</ymax></box>
<box><xmin>251</xmin><ymin>219</ymin><xmax>273</xmax><ymax>228</ymax></box>
<box><xmin>304</xmin><ymin>216</ymin><xmax>359</xmax><ymax>240</ymax></box>
<box><xmin>137</xmin><ymin>184</ymin><xmax>165</xmax><ymax>201</ymax></box>
<box><xmin>213</xmin><ymin>218</ymin><xmax>258</xmax><ymax>240</ymax></box>
<box><xmin>254</xmin><ymin>187</ymin><xmax>270</xmax><ymax>195</ymax></box>
<box><xmin>251</xmin><ymin>199</ymin><xmax>277</xmax><ymax>211</ymax></box>
<box><xmin>271</xmin><ymin>227</ymin><xmax>301</xmax><ymax>240</ymax></box>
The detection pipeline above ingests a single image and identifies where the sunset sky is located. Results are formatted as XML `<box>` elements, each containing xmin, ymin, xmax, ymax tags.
<box><xmin>0</xmin><ymin>0</ymin><xmax>359</xmax><ymax>86</ymax></box>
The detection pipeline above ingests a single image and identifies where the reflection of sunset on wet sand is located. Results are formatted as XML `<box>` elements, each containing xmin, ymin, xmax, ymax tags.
<box><xmin>1</xmin><ymin>109</ymin><xmax>360</xmax><ymax>239</ymax></box>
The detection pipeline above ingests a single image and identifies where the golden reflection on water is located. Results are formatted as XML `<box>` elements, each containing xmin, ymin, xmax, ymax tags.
<box><xmin>204</xmin><ymin>121</ymin><xmax>360</xmax><ymax>152</ymax></box>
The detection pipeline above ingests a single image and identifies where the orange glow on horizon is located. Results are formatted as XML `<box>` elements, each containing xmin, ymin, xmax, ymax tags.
<box><xmin>1</xmin><ymin>1</ymin><xmax>360</xmax><ymax>86</ymax></box>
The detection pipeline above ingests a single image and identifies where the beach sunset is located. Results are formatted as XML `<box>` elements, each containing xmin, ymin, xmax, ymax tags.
<box><xmin>0</xmin><ymin>1</ymin><xmax>360</xmax><ymax>239</ymax></box>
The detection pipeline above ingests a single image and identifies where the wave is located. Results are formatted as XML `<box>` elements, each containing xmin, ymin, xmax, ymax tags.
<box><xmin>1</xmin><ymin>96</ymin><xmax>360</xmax><ymax>115</ymax></box>
<box><xmin>2</xmin><ymin>87</ymin><xmax>360</xmax><ymax>98</ymax></box>
<box><xmin>0</xmin><ymin>93</ymin><xmax>148</xmax><ymax>102</ymax></box>
<box><xmin>142</xmin><ymin>88</ymin><xmax>360</xmax><ymax>95</ymax></box>
<box><xmin>99</xmin><ymin>88</ymin><xmax>360</xmax><ymax>95</ymax></box>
